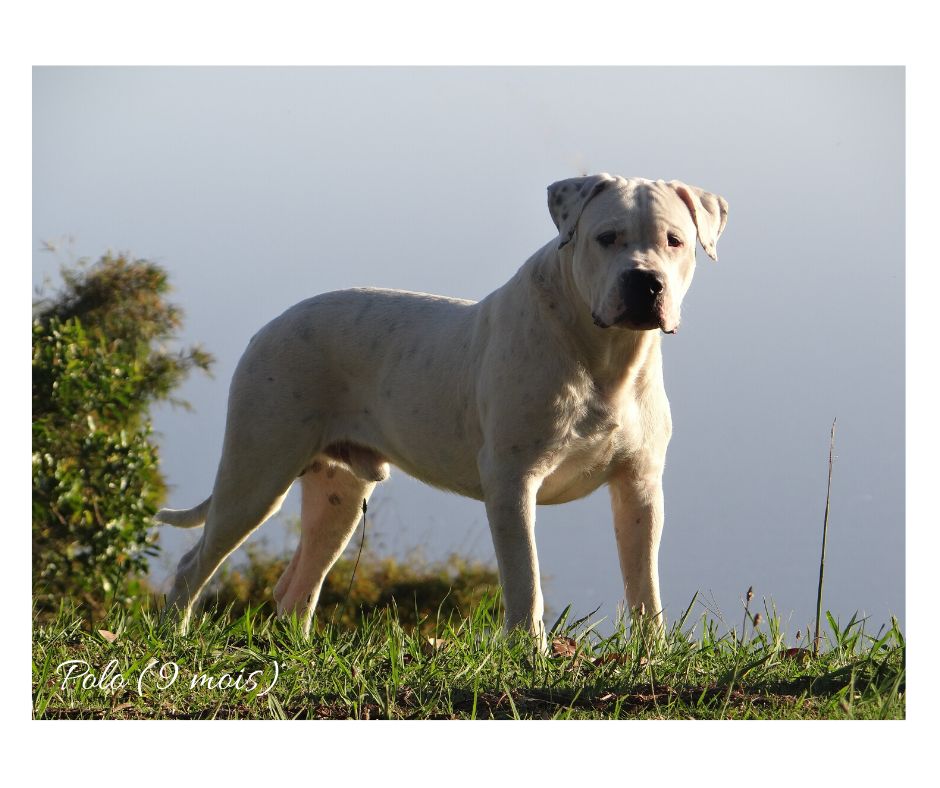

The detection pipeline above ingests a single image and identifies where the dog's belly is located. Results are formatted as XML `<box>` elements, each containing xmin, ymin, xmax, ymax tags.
<box><xmin>385</xmin><ymin>449</ymin><xmax>486</xmax><ymax>500</ymax></box>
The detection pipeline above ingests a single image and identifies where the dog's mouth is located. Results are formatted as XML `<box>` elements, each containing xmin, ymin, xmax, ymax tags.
<box><xmin>592</xmin><ymin>311</ymin><xmax>676</xmax><ymax>334</ymax></box>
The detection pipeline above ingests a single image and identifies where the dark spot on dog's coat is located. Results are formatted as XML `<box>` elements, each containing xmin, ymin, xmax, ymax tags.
<box><xmin>311</xmin><ymin>461</ymin><xmax>322</xmax><ymax>473</ymax></box>
<box><xmin>329</xmin><ymin>493</ymin><xmax>342</xmax><ymax>506</ymax></box>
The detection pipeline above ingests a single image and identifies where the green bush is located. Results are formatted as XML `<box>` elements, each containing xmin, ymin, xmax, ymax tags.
<box><xmin>32</xmin><ymin>254</ymin><xmax>211</xmax><ymax>615</ymax></box>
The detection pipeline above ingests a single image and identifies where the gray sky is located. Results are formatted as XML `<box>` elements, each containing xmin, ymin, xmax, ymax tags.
<box><xmin>32</xmin><ymin>67</ymin><xmax>904</xmax><ymax>636</ymax></box>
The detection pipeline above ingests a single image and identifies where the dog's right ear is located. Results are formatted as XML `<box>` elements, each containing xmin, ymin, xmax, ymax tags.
<box><xmin>547</xmin><ymin>173</ymin><xmax>618</xmax><ymax>249</ymax></box>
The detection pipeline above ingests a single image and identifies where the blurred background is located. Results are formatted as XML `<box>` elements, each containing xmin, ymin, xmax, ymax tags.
<box><xmin>32</xmin><ymin>67</ymin><xmax>904</xmax><ymax>634</ymax></box>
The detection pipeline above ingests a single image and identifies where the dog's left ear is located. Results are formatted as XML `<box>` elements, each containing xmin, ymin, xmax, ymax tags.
<box><xmin>548</xmin><ymin>173</ymin><xmax>619</xmax><ymax>249</ymax></box>
<box><xmin>668</xmin><ymin>181</ymin><xmax>729</xmax><ymax>262</ymax></box>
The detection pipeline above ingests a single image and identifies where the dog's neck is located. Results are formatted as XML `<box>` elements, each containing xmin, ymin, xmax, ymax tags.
<box><xmin>526</xmin><ymin>241</ymin><xmax>664</xmax><ymax>396</ymax></box>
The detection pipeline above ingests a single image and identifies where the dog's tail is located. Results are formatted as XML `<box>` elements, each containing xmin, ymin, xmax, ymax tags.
<box><xmin>154</xmin><ymin>496</ymin><xmax>211</xmax><ymax>528</ymax></box>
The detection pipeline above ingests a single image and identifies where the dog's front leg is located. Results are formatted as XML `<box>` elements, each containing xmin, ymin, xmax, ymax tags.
<box><xmin>480</xmin><ymin>467</ymin><xmax>545</xmax><ymax>648</ymax></box>
<box><xmin>608</xmin><ymin>466</ymin><xmax>666</xmax><ymax>631</ymax></box>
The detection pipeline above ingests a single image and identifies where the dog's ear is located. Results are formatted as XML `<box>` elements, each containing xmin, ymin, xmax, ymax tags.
<box><xmin>667</xmin><ymin>181</ymin><xmax>728</xmax><ymax>262</ymax></box>
<box><xmin>547</xmin><ymin>173</ymin><xmax>618</xmax><ymax>249</ymax></box>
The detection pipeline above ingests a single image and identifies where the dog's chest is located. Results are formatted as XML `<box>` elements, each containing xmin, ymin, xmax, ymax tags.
<box><xmin>536</xmin><ymin>396</ymin><xmax>637</xmax><ymax>505</ymax></box>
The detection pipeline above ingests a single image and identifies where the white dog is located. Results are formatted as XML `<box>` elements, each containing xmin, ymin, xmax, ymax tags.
<box><xmin>157</xmin><ymin>174</ymin><xmax>728</xmax><ymax>645</ymax></box>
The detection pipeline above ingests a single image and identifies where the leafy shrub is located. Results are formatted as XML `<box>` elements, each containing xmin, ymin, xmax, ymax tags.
<box><xmin>32</xmin><ymin>254</ymin><xmax>211</xmax><ymax>615</ymax></box>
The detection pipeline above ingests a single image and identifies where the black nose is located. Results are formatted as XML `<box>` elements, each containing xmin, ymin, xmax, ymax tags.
<box><xmin>621</xmin><ymin>269</ymin><xmax>664</xmax><ymax>303</ymax></box>
<box><xmin>618</xmin><ymin>269</ymin><xmax>664</xmax><ymax>327</ymax></box>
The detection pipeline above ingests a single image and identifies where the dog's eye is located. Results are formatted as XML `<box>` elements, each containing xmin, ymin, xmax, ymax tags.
<box><xmin>596</xmin><ymin>231</ymin><xmax>617</xmax><ymax>248</ymax></box>
<box><xmin>667</xmin><ymin>233</ymin><xmax>683</xmax><ymax>248</ymax></box>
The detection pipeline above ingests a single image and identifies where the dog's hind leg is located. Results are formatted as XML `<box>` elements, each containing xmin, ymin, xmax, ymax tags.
<box><xmin>163</xmin><ymin>420</ymin><xmax>309</xmax><ymax>632</ymax></box>
<box><xmin>165</xmin><ymin>481</ymin><xmax>291</xmax><ymax>633</ymax></box>
<box><xmin>273</xmin><ymin>459</ymin><xmax>376</xmax><ymax>635</ymax></box>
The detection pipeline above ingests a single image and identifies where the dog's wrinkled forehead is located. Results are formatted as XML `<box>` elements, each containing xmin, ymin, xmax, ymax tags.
<box><xmin>581</xmin><ymin>179</ymin><xmax>672</xmax><ymax>232</ymax></box>
<box><xmin>547</xmin><ymin>173</ymin><xmax>729</xmax><ymax>261</ymax></box>
<box><xmin>579</xmin><ymin>180</ymin><xmax>697</xmax><ymax>243</ymax></box>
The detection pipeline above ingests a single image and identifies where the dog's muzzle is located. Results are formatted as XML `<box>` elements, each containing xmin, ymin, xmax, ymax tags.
<box><xmin>614</xmin><ymin>269</ymin><xmax>668</xmax><ymax>331</ymax></box>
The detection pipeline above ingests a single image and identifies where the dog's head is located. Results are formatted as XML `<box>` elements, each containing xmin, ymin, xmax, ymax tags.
<box><xmin>548</xmin><ymin>174</ymin><xmax>728</xmax><ymax>334</ymax></box>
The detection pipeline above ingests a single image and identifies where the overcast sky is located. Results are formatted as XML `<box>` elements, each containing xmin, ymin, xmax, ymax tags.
<box><xmin>32</xmin><ymin>67</ymin><xmax>904</xmax><ymax>636</ymax></box>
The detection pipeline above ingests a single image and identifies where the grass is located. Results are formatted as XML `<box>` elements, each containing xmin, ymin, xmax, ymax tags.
<box><xmin>32</xmin><ymin>593</ymin><xmax>904</xmax><ymax>720</ymax></box>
